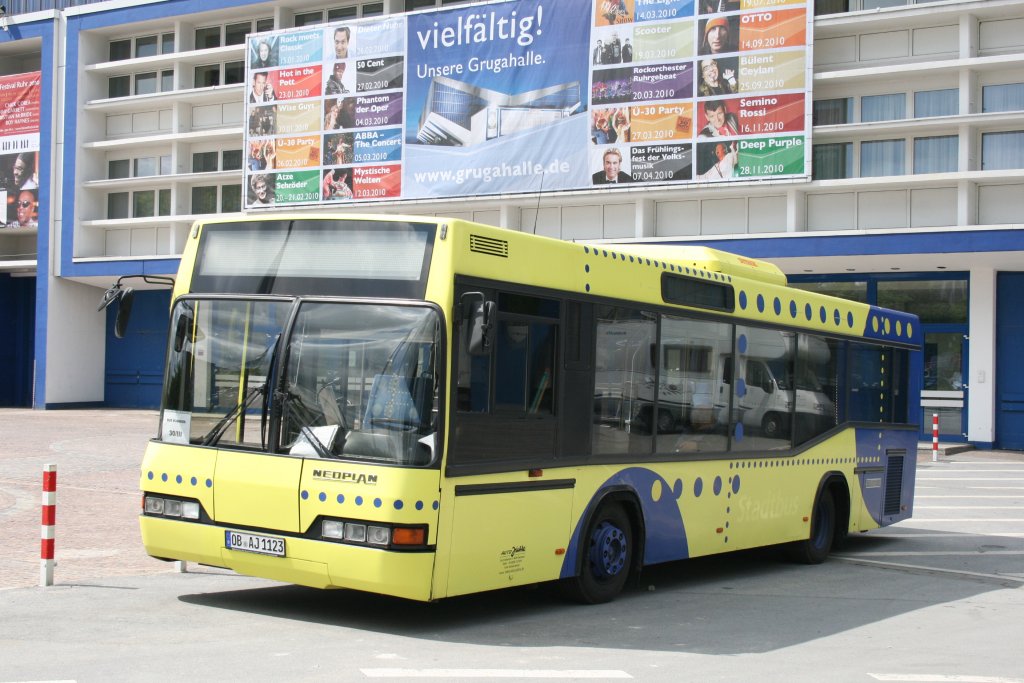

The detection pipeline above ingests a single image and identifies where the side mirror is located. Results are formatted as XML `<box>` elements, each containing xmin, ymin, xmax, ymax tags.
<box><xmin>113</xmin><ymin>287</ymin><xmax>134</xmax><ymax>339</ymax></box>
<box><xmin>460</xmin><ymin>292</ymin><xmax>496</xmax><ymax>356</ymax></box>
<box><xmin>172</xmin><ymin>307</ymin><xmax>195</xmax><ymax>353</ymax></box>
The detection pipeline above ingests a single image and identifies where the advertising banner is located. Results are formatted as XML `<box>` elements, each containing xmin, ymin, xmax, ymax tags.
<box><xmin>243</xmin><ymin>0</ymin><xmax>810</xmax><ymax>208</ymax></box>
<box><xmin>0</xmin><ymin>71</ymin><xmax>42</xmax><ymax>229</ymax></box>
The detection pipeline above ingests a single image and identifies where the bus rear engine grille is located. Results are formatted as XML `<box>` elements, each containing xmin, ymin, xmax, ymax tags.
<box><xmin>470</xmin><ymin>235</ymin><xmax>509</xmax><ymax>258</ymax></box>
<box><xmin>884</xmin><ymin>451</ymin><xmax>905</xmax><ymax>516</ymax></box>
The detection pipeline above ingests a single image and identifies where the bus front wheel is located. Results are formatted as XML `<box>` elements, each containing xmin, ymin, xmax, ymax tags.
<box><xmin>563</xmin><ymin>504</ymin><xmax>634</xmax><ymax>604</ymax></box>
<box><xmin>786</xmin><ymin>488</ymin><xmax>835</xmax><ymax>564</ymax></box>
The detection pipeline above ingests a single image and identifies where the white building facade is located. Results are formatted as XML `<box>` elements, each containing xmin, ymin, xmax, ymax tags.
<box><xmin>0</xmin><ymin>0</ymin><xmax>1022</xmax><ymax>449</ymax></box>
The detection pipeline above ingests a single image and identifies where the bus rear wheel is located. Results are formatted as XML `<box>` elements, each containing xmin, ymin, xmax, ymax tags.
<box><xmin>786</xmin><ymin>488</ymin><xmax>835</xmax><ymax>564</ymax></box>
<box><xmin>562</xmin><ymin>504</ymin><xmax>633</xmax><ymax>604</ymax></box>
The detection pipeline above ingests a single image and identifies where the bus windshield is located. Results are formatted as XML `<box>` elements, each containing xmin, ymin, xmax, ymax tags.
<box><xmin>161</xmin><ymin>297</ymin><xmax>441</xmax><ymax>466</ymax></box>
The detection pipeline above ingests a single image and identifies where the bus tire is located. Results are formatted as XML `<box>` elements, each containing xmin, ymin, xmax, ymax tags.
<box><xmin>657</xmin><ymin>409</ymin><xmax>676</xmax><ymax>434</ymax></box>
<box><xmin>786</xmin><ymin>488</ymin><xmax>835</xmax><ymax>564</ymax></box>
<box><xmin>562</xmin><ymin>504</ymin><xmax>633</xmax><ymax>604</ymax></box>
<box><xmin>762</xmin><ymin>412</ymin><xmax>784</xmax><ymax>438</ymax></box>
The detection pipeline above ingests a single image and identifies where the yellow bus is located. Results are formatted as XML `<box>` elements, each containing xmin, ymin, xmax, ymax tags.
<box><xmin>130</xmin><ymin>214</ymin><xmax>921</xmax><ymax>603</ymax></box>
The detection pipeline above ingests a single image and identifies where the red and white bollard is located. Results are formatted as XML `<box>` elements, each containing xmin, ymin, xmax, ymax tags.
<box><xmin>41</xmin><ymin>464</ymin><xmax>56</xmax><ymax>586</ymax></box>
<box><xmin>932</xmin><ymin>413</ymin><xmax>939</xmax><ymax>463</ymax></box>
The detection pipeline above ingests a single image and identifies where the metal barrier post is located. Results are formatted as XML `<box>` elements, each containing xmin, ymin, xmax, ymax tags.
<box><xmin>932</xmin><ymin>413</ymin><xmax>939</xmax><ymax>463</ymax></box>
<box><xmin>40</xmin><ymin>464</ymin><xmax>56</xmax><ymax>586</ymax></box>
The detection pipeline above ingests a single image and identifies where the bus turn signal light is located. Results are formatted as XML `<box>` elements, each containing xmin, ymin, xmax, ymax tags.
<box><xmin>392</xmin><ymin>527</ymin><xmax>427</xmax><ymax>546</ymax></box>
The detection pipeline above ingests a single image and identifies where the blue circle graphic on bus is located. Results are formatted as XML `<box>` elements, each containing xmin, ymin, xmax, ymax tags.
<box><xmin>673</xmin><ymin>478</ymin><xmax>683</xmax><ymax>498</ymax></box>
<box><xmin>734</xmin><ymin>422</ymin><xmax>744</xmax><ymax>441</ymax></box>
<box><xmin>732</xmin><ymin>475</ymin><xmax>741</xmax><ymax>494</ymax></box>
<box><xmin>147</xmin><ymin>471</ymin><xmax>154</xmax><ymax>480</ymax></box>
<box><xmin>191</xmin><ymin>476</ymin><xmax>197</xmax><ymax>486</ymax></box>
<box><xmin>301</xmin><ymin>490</ymin><xmax>309</xmax><ymax>500</ymax></box>
<box><xmin>355</xmin><ymin>496</ymin><xmax>363</xmax><ymax>506</ymax></box>
<box><xmin>205</xmin><ymin>478</ymin><xmax>212</xmax><ymax>488</ymax></box>
<box><xmin>773</xmin><ymin>298</ymin><xmax>781</xmax><ymax>315</ymax></box>
<box><xmin>757</xmin><ymin>294</ymin><xmax>765</xmax><ymax>313</ymax></box>
<box><xmin>738</xmin><ymin>291</ymin><xmax>747</xmax><ymax>310</ymax></box>
<box><xmin>694</xmin><ymin>477</ymin><xmax>704</xmax><ymax>497</ymax></box>
<box><xmin>337</xmin><ymin>494</ymin><xmax>345</xmax><ymax>504</ymax></box>
<box><xmin>374</xmin><ymin>498</ymin><xmax>382</xmax><ymax>508</ymax></box>
<box><xmin>714</xmin><ymin>476</ymin><xmax>722</xmax><ymax>495</ymax></box>
<box><xmin>394</xmin><ymin>500</ymin><xmax>403</xmax><ymax>510</ymax></box>
<box><xmin>416</xmin><ymin>500</ymin><xmax>424</xmax><ymax>510</ymax></box>
<box><xmin>790</xmin><ymin>300</ymin><xmax>798</xmax><ymax>318</ymax></box>
<box><xmin>848</xmin><ymin>311</ymin><xmax>855</xmax><ymax>328</ymax></box>
<box><xmin>319</xmin><ymin>492</ymin><xmax>327</xmax><ymax>502</ymax></box>
<box><xmin>175</xmin><ymin>475</ymin><xmax>182</xmax><ymax>484</ymax></box>
<box><xmin>736</xmin><ymin>378</ymin><xmax>746</xmax><ymax>397</ymax></box>
<box><xmin>737</xmin><ymin>334</ymin><xmax>747</xmax><ymax>354</ymax></box>
<box><xmin>161</xmin><ymin>473</ymin><xmax>168</xmax><ymax>482</ymax></box>
<box><xmin>805</xmin><ymin>303</ymin><xmax>813</xmax><ymax>321</ymax></box>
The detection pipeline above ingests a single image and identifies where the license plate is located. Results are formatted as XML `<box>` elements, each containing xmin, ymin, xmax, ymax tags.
<box><xmin>225</xmin><ymin>530</ymin><xmax>286</xmax><ymax>557</ymax></box>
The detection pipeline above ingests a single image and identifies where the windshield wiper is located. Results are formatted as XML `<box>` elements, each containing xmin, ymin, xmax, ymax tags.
<box><xmin>200</xmin><ymin>385</ymin><xmax>265</xmax><ymax>447</ymax></box>
<box><xmin>279</xmin><ymin>390</ymin><xmax>336</xmax><ymax>458</ymax></box>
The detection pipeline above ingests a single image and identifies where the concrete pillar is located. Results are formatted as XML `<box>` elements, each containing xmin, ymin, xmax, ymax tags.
<box><xmin>967</xmin><ymin>267</ymin><xmax>996</xmax><ymax>445</ymax></box>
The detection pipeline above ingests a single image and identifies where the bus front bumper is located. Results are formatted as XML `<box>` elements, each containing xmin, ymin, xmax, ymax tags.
<box><xmin>140</xmin><ymin>516</ymin><xmax>436</xmax><ymax>601</ymax></box>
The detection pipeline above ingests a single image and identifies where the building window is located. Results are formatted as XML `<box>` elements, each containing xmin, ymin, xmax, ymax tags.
<box><xmin>861</xmin><ymin>139</ymin><xmax>905</xmax><ymax>177</ymax></box>
<box><xmin>193</xmin><ymin>152</ymin><xmax>219</xmax><ymax>173</ymax></box>
<box><xmin>225</xmin><ymin>22</ymin><xmax>251</xmax><ymax>46</ymax></box>
<box><xmin>981</xmin><ymin>131</ymin><xmax>1024</xmax><ymax>170</ymax></box>
<box><xmin>195</xmin><ymin>65</ymin><xmax>220</xmax><ymax>88</ymax></box>
<box><xmin>134</xmin><ymin>157</ymin><xmax>158</xmax><ymax>177</ymax></box>
<box><xmin>161</xmin><ymin>70</ymin><xmax>174</xmax><ymax>92</ymax></box>
<box><xmin>222</xmin><ymin>185</ymin><xmax>242</xmax><ymax>213</ymax></box>
<box><xmin>161</xmin><ymin>33</ymin><xmax>175</xmax><ymax>54</ymax></box>
<box><xmin>915</xmin><ymin>89</ymin><xmax>957</xmax><ymax>118</ymax></box>
<box><xmin>159</xmin><ymin>189</ymin><xmax>172</xmax><ymax>216</ymax></box>
<box><xmin>107</xmin><ymin>192</ymin><xmax>129</xmax><ymax>219</ymax></box>
<box><xmin>135</xmin><ymin>72</ymin><xmax>157</xmax><ymax>95</ymax></box>
<box><xmin>861</xmin><ymin>94</ymin><xmax>905</xmax><ymax>123</ymax></box>
<box><xmin>108</xmin><ymin>159</ymin><xmax>130</xmax><ymax>179</ymax></box>
<box><xmin>294</xmin><ymin>11</ymin><xmax>324</xmax><ymax>27</ymax></box>
<box><xmin>222</xmin><ymin>150</ymin><xmax>243</xmax><ymax>171</ymax></box>
<box><xmin>109</xmin><ymin>40</ymin><xmax>131</xmax><ymax>61</ymax></box>
<box><xmin>982</xmin><ymin>83</ymin><xmax>1024</xmax><ymax>113</ymax></box>
<box><xmin>813</xmin><ymin>0</ymin><xmax>848</xmax><ymax>16</ymax></box>
<box><xmin>812</xmin><ymin>142</ymin><xmax>852</xmax><ymax>180</ymax></box>
<box><xmin>160</xmin><ymin>155</ymin><xmax>173</xmax><ymax>175</ymax></box>
<box><xmin>877</xmin><ymin>280</ymin><xmax>967</xmax><ymax>325</ymax></box>
<box><xmin>108</xmin><ymin>76</ymin><xmax>130</xmax><ymax>98</ymax></box>
<box><xmin>813</xmin><ymin>98</ymin><xmax>852</xmax><ymax>126</ymax></box>
<box><xmin>196</xmin><ymin>26</ymin><xmax>222</xmax><ymax>50</ymax></box>
<box><xmin>225</xmin><ymin>61</ymin><xmax>245</xmax><ymax>85</ymax></box>
<box><xmin>256</xmin><ymin>18</ymin><xmax>275</xmax><ymax>32</ymax></box>
<box><xmin>363</xmin><ymin>3</ymin><xmax>384</xmax><ymax>16</ymax></box>
<box><xmin>192</xmin><ymin>186</ymin><xmax>218</xmax><ymax>214</ymax></box>
<box><xmin>328</xmin><ymin>7</ymin><xmax>359</xmax><ymax>20</ymax></box>
<box><xmin>134</xmin><ymin>190</ymin><xmax>156</xmax><ymax>218</ymax></box>
<box><xmin>914</xmin><ymin>135</ymin><xmax>958</xmax><ymax>174</ymax></box>
<box><xmin>135</xmin><ymin>35</ymin><xmax>158</xmax><ymax>58</ymax></box>
<box><xmin>791</xmin><ymin>280</ymin><xmax>868</xmax><ymax>303</ymax></box>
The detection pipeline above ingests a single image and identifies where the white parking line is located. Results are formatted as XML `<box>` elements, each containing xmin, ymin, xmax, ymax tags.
<box><xmin>919</xmin><ymin>470</ymin><xmax>1024</xmax><ymax>473</ymax></box>
<box><xmin>361</xmin><ymin>670</ymin><xmax>632</xmax><ymax>679</ymax></box>
<box><xmin>849</xmin><ymin>551</ymin><xmax>1024</xmax><ymax>556</ymax></box>
<box><xmin>872</xmin><ymin>533</ymin><xmax>1024</xmax><ymax>538</ymax></box>
<box><xmin>869</xmin><ymin>674</ymin><xmax>1024</xmax><ymax>682</ymax></box>
<box><xmin>916</xmin><ymin>478</ymin><xmax>1024</xmax><ymax>482</ymax></box>
<box><xmin>833</xmin><ymin>556</ymin><xmax>1024</xmax><ymax>584</ymax></box>
<box><xmin>915</xmin><ymin>506</ymin><xmax>1024</xmax><ymax>510</ymax></box>
<box><xmin>917</xmin><ymin>496</ymin><xmax>1023</xmax><ymax>499</ymax></box>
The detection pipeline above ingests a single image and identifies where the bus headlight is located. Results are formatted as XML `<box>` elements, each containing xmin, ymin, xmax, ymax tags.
<box><xmin>319</xmin><ymin>517</ymin><xmax>427</xmax><ymax>550</ymax></box>
<box><xmin>367</xmin><ymin>526</ymin><xmax>391</xmax><ymax>546</ymax></box>
<box><xmin>322</xmin><ymin>520</ymin><xmax>345</xmax><ymax>539</ymax></box>
<box><xmin>143</xmin><ymin>494</ymin><xmax>203</xmax><ymax>522</ymax></box>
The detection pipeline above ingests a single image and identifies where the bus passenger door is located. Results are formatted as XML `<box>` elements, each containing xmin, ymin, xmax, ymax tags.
<box><xmin>441</xmin><ymin>287</ymin><xmax>573</xmax><ymax>597</ymax></box>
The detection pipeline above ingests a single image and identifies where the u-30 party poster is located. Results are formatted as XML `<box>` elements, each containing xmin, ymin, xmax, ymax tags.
<box><xmin>243</xmin><ymin>0</ymin><xmax>811</xmax><ymax>208</ymax></box>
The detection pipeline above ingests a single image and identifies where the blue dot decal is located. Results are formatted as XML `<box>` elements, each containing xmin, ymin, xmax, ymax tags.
<box><xmin>756</xmin><ymin>294</ymin><xmax>765</xmax><ymax>313</ymax></box>
<box><xmin>713</xmin><ymin>476</ymin><xmax>722</xmax><ymax>495</ymax></box>
<box><xmin>176</xmin><ymin>475</ymin><xmax>182</xmax><ymax>484</ymax></box>
<box><xmin>190</xmin><ymin>476</ymin><xmax>197</xmax><ymax>486</ymax></box>
<box><xmin>694</xmin><ymin>477</ymin><xmax>704</xmax><ymax>497</ymax></box>
<box><xmin>820</xmin><ymin>306</ymin><xmax>827</xmax><ymax>323</ymax></box>
<box><xmin>301</xmin><ymin>490</ymin><xmax>309</xmax><ymax>500</ymax></box>
<box><xmin>432</xmin><ymin>501</ymin><xmax>440</xmax><ymax>510</ymax></box>
<box><xmin>739</xmin><ymin>291</ymin><xmax>747</xmax><ymax>309</ymax></box>
<box><xmin>318</xmin><ymin>492</ymin><xmax>327</xmax><ymax>502</ymax></box>
<box><xmin>394</xmin><ymin>500</ymin><xmax>404</xmax><ymax>510</ymax></box>
<box><xmin>585</xmin><ymin>284</ymin><xmax>591</xmax><ymax>292</ymax></box>
<box><xmin>736</xmin><ymin>378</ymin><xmax>747</xmax><ymax>397</ymax></box>
<box><xmin>147</xmin><ymin>471</ymin><xmax>154</xmax><ymax>480</ymax></box>
<box><xmin>374</xmin><ymin>498</ymin><xmax>382</xmax><ymax>508</ymax></box>
<box><xmin>773</xmin><ymin>298</ymin><xmax>781</xmax><ymax>315</ymax></box>
<box><xmin>337</xmin><ymin>494</ymin><xmax>345</xmax><ymax>504</ymax></box>
<box><xmin>355</xmin><ymin>496</ymin><xmax>363</xmax><ymax>506</ymax></box>
<box><xmin>790</xmin><ymin>300</ymin><xmax>797</xmax><ymax>318</ymax></box>
<box><xmin>415</xmin><ymin>501</ymin><xmax>424</xmax><ymax>510</ymax></box>
<box><xmin>847</xmin><ymin>312</ymin><xmax>854</xmax><ymax>328</ymax></box>
<box><xmin>805</xmin><ymin>303</ymin><xmax>812</xmax><ymax>320</ymax></box>
<box><xmin>205</xmin><ymin>479</ymin><xmax>213</xmax><ymax>488</ymax></box>
<box><xmin>737</xmin><ymin>334</ymin><xmax>748</xmax><ymax>354</ymax></box>
<box><xmin>584</xmin><ymin>246</ymin><xmax>590</xmax><ymax>254</ymax></box>
<box><xmin>834</xmin><ymin>309</ymin><xmax>841</xmax><ymax>325</ymax></box>
<box><xmin>161</xmin><ymin>473</ymin><xmax>168</xmax><ymax>482</ymax></box>
<box><xmin>673</xmin><ymin>479</ymin><xmax>683</xmax><ymax>498</ymax></box>
<box><xmin>585</xmin><ymin>264</ymin><xmax>590</xmax><ymax>272</ymax></box>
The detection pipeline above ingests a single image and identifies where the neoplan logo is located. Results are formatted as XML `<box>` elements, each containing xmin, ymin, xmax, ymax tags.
<box><xmin>312</xmin><ymin>469</ymin><xmax>379</xmax><ymax>485</ymax></box>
